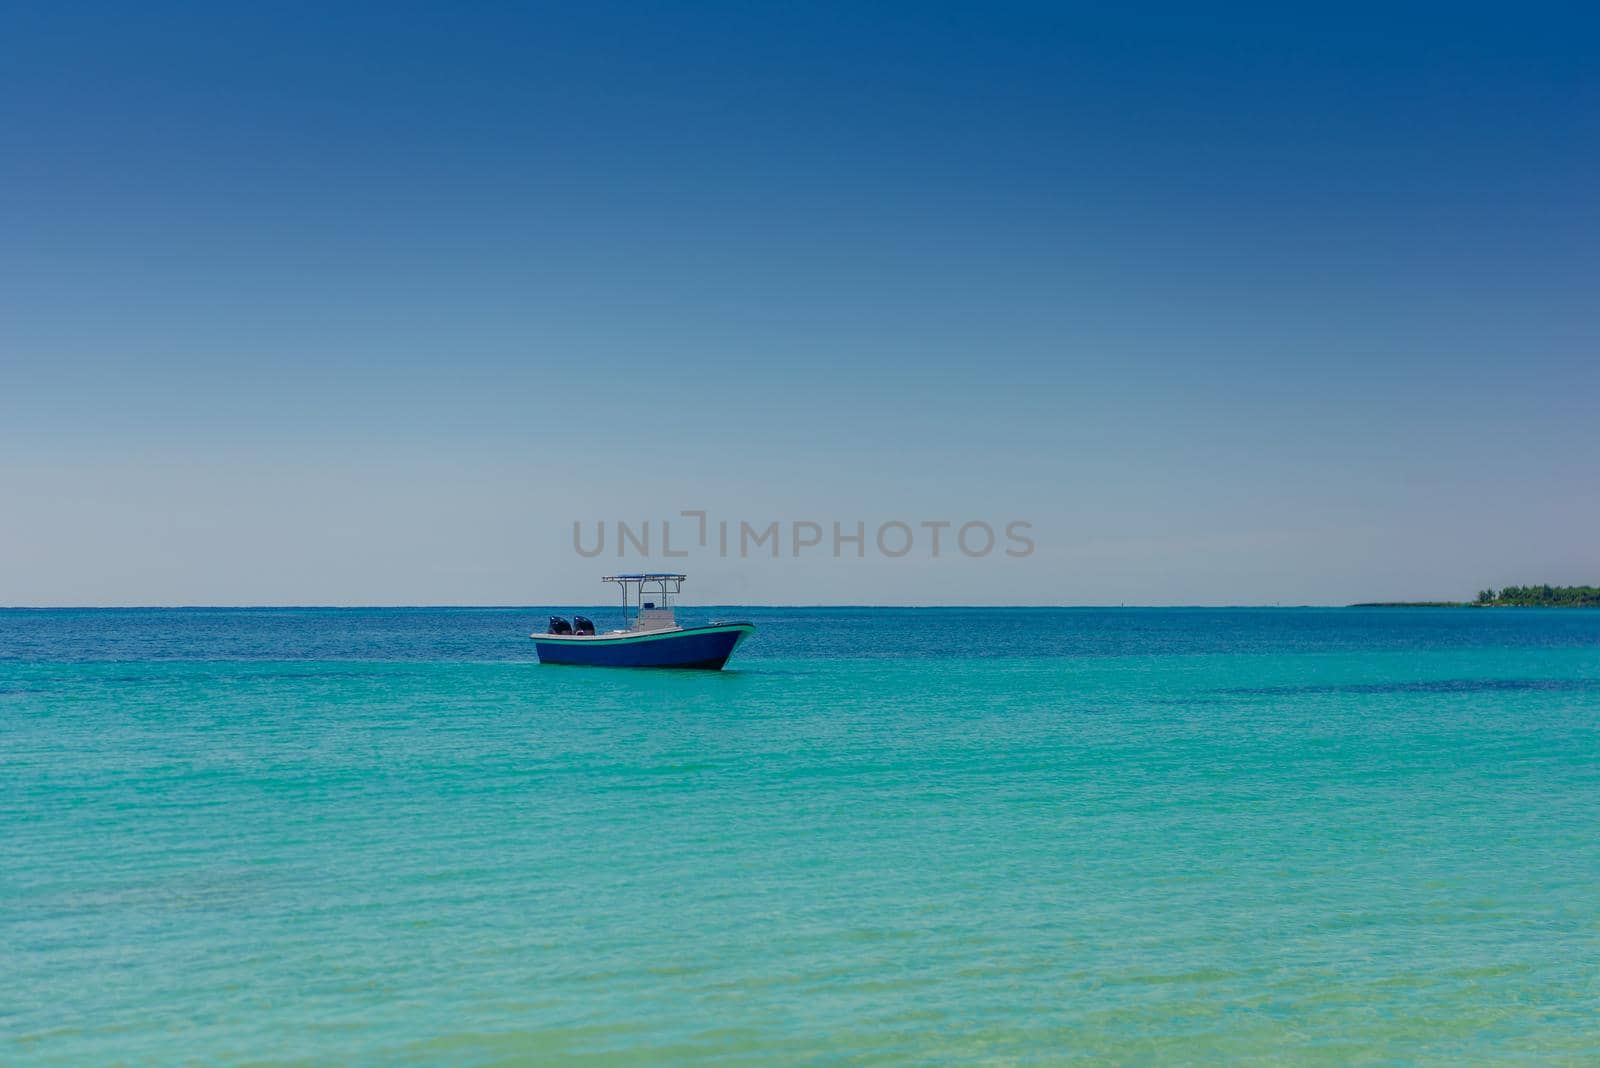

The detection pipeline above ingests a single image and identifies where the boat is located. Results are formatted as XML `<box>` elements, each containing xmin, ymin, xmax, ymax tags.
<box><xmin>531</xmin><ymin>573</ymin><xmax>754</xmax><ymax>669</ymax></box>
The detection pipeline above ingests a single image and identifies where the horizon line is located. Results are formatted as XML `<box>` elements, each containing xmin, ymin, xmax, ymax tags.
<box><xmin>3</xmin><ymin>602</ymin><xmax>1407</xmax><ymax>611</ymax></box>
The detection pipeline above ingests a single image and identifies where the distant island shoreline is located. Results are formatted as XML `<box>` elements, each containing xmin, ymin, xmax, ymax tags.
<box><xmin>1352</xmin><ymin>585</ymin><xmax>1600</xmax><ymax>608</ymax></box>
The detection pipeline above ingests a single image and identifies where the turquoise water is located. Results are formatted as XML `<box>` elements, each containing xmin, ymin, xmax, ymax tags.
<box><xmin>4</xmin><ymin>608</ymin><xmax>1599</xmax><ymax>1063</ymax></box>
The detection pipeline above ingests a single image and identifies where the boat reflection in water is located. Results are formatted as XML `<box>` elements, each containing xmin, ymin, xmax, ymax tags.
<box><xmin>532</xmin><ymin>574</ymin><xmax>754</xmax><ymax>670</ymax></box>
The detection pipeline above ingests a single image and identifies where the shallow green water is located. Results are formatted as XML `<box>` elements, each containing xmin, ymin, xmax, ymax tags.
<box><xmin>4</xmin><ymin>609</ymin><xmax>1599</xmax><ymax>1063</ymax></box>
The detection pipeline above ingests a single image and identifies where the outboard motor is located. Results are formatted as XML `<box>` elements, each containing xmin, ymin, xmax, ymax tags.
<box><xmin>573</xmin><ymin>615</ymin><xmax>596</xmax><ymax>635</ymax></box>
<box><xmin>547</xmin><ymin>616</ymin><xmax>572</xmax><ymax>635</ymax></box>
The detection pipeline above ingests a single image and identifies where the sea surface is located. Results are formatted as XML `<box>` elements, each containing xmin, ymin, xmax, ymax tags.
<box><xmin>4</xmin><ymin>607</ymin><xmax>1599</xmax><ymax>1064</ymax></box>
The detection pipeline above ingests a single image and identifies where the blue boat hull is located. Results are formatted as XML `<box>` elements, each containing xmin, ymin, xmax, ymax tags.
<box><xmin>533</xmin><ymin>623</ymin><xmax>754</xmax><ymax>670</ymax></box>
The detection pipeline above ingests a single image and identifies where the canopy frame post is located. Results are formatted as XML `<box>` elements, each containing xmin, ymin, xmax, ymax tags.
<box><xmin>601</xmin><ymin>573</ymin><xmax>688</xmax><ymax>633</ymax></box>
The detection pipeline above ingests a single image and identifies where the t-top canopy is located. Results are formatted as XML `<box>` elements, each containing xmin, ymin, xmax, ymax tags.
<box><xmin>601</xmin><ymin>573</ymin><xmax>685</xmax><ymax>625</ymax></box>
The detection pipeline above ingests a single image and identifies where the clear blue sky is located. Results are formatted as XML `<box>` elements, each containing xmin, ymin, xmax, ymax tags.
<box><xmin>3</xmin><ymin>2</ymin><xmax>1596</xmax><ymax>605</ymax></box>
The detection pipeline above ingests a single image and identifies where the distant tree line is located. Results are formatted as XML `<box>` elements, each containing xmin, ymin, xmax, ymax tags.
<box><xmin>1475</xmin><ymin>585</ymin><xmax>1600</xmax><ymax>607</ymax></box>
